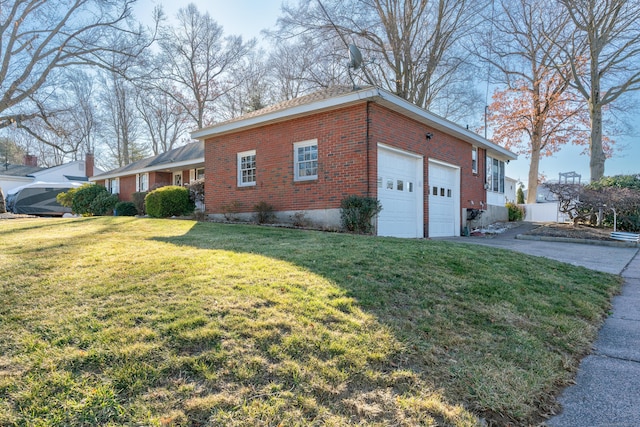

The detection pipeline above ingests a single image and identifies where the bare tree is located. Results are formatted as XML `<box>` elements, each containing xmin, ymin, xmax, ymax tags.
<box><xmin>0</xmin><ymin>0</ymin><xmax>149</xmax><ymax>153</ymax></box>
<box><xmin>217</xmin><ymin>50</ymin><xmax>276</xmax><ymax>121</ymax></box>
<box><xmin>136</xmin><ymin>84</ymin><xmax>189</xmax><ymax>155</ymax></box>
<box><xmin>100</xmin><ymin>71</ymin><xmax>144</xmax><ymax>167</ymax></box>
<box><xmin>558</xmin><ymin>0</ymin><xmax>640</xmax><ymax>182</ymax></box>
<box><xmin>480</xmin><ymin>0</ymin><xmax>589</xmax><ymax>203</ymax></box>
<box><xmin>157</xmin><ymin>4</ymin><xmax>255</xmax><ymax>129</ymax></box>
<box><xmin>267</xmin><ymin>35</ymin><xmax>352</xmax><ymax>101</ymax></box>
<box><xmin>275</xmin><ymin>0</ymin><xmax>488</xmax><ymax>122</ymax></box>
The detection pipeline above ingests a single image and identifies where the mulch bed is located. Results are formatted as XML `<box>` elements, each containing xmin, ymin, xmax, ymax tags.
<box><xmin>523</xmin><ymin>223</ymin><xmax>615</xmax><ymax>241</ymax></box>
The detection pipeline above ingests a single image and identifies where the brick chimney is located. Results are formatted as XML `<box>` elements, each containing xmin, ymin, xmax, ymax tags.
<box><xmin>23</xmin><ymin>154</ymin><xmax>37</xmax><ymax>167</ymax></box>
<box><xmin>85</xmin><ymin>152</ymin><xmax>94</xmax><ymax>177</ymax></box>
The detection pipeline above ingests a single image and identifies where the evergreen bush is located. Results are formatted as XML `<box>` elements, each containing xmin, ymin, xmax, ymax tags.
<box><xmin>145</xmin><ymin>186</ymin><xmax>195</xmax><ymax>218</ymax></box>
<box><xmin>72</xmin><ymin>184</ymin><xmax>116</xmax><ymax>216</ymax></box>
<box><xmin>114</xmin><ymin>201</ymin><xmax>138</xmax><ymax>216</ymax></box>
<box><xmin>506</xmin><ymin>202</ymin><xmax>525</xmax><ymax>221</ymax></box>
<box><xmin>340</xmin><ymin>195</ymin><xmax>382</xmax><ymax>234</ymax></box>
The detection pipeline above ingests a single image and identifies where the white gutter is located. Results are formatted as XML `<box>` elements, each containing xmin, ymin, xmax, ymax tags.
<box><xmin>190</xmin><ymin>88</ymin><xmax>381</xmax><ymax>140</ymax></box>
<box><xmin>89</xmin><ymin>157</ymin><xmax>205</xmax><ymax>182</ymax></box>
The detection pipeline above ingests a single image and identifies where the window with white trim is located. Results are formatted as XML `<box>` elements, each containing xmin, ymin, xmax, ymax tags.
<box><xmin>173</xmin><ymin>172</ymin><xmax>182</xmax><ymax>186</ymax></box>
<box><xmin>237</xmin><ymin>150</ymin><xmax>256</xmax><ymax>187</ymax></box>
<box><xmin>294</xmin><ymin>139</ymin><xmax>318</xmax><ymax>181</ymax></box>
<box><xmin>472</xmin><ymin>146</ymin><xmax>478</xmax><ymax>174</ymax></box>
<box><xmin>136</xmin><ymin>173</ymin><xmax>149</xmax><ymax>192</ymax></box>
<box><xmin>107</xmin><ymin>178</ymin><xmax>119</xmax><ymax>194</ymax></box>
<box><xmin>196</xmin><ymin>168</ymin><xmax>204</xmax><ymax>179</ymax></box>
<box><xmin>486</xmin><ymin>156</ymin><xmax>505</xmax><ymax>193</ymax></box>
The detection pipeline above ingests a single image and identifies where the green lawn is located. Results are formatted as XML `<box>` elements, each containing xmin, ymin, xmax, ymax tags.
<box><xmin>0</xmin><ymin>217</ymin><xmax>622</xmax><ymax>426</ymax></box>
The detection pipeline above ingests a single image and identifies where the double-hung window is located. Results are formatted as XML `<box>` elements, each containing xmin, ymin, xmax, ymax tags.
<box><xmin>136</xmin><ymin>173</ymin><xmax>149</xmax><ymax>192</ymax></box>
<box><xmin>486</xmin><ymin>156</ymin><xmax>505</xmax><ymax>193</ymax></box>
<box><xmin>472</xmin><ymin>146</ymin><xmax>478</xmax><ymax>174</ymax></box>
<box><xmin>294</xmin><ymin>139</ymin><xmax>318</xmax><ymax>181</ymax></box>
<box><xmin>108</xmin><ymin>178</ymin><xmax>119</xmax><ymax>194</ymax></box>
<box><xmin>237</xmin><ymin>150</ymin><xmax>256</xmax><ymax>187</ymax></box>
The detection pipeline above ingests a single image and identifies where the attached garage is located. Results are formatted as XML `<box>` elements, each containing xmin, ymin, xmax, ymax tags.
<box><xmin>377</xmin><ymin>144</ymin><xmax>424</xmax><ymax>238</ymax></box>
<box><xmin>428</xmin><ymin>160</ymin><xmax>460</xmax><ymax>237</ymax></box>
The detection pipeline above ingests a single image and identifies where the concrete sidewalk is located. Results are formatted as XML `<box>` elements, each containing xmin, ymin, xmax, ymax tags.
<box><xmin>546</xmin><ymin>252</ymin><xmax>640</xmax><ymax>427</ymax></box>
<box><xmin>440</xmin><ymin>224</ymin><xmax>640</xmax><ymax>426</ymax></box>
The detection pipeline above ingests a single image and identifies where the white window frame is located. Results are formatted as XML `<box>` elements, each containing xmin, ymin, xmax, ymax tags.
<box><xmin>237</xmin><ymin>150</ymin><xmax>257</xmax><ymax>187</ymax></box>
<box><xmin>108</xmin><ymin>178</ymin><xmax>119</xmax><ymax>194</ymax></box>
<box><xmin>196</xmin><ymin>168</ymin><xmax>205</xmax><ymax>180</ymax></box>
<box><xmin>293</xmin><ymin>139</ymin><xmax>318</xmax><ymax>182</ymax></box>
<box><xmin>472</xmin><ymin>146</ymin><xmax>478</xmax><ymax>174</ymax></box>
<box><xmin>486</xmin><ymin>156</ymin><xmax>505</xmax><ymax>194</ymax></box>
<box><xmin>136</xmin><ymin>173</ymin><xmax>149</xmax><ymax>192</ymax></box>
<box><xmin>189</xmin><ymin>169</ymin><xmax>195</xmax><ymax>183</ymax></box>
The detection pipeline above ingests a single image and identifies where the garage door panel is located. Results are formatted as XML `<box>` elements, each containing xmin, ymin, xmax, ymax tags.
<box><xmin>377</xmin><ymin>146</ymin><xmax>423</xmax><ymax>238</ymax></box>
<box><xmin>428</xmin><ymin>161</ymin><xmax>460</xmax><ymax>237</ymax></box>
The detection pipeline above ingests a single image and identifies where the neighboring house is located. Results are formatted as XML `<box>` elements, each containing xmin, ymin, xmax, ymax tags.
<box><xmin>505</xmin><ymin>177</ymin><xmax>518</xmax><ymax>204</ymax></box>
<box><xmin>191</xmin><ymin>86</ymin><xmax>517</xmax><ymax>238</ymax></box>
<box><xmin>1</xmin><ymin>154</ymin><xmax>97</xmax><ymax>195</ymax></box>
<box><xmin>90</xmin><ymin>142</ymin><xmax>205</xmax><ymax>202</ymax></box>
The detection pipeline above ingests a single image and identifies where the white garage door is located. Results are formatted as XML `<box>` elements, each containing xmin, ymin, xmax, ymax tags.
<box><xmin>428</xmin><ymin>160</ymin><xmax>460</xmax><ymax>237</ymax></box>
<box><xmin>377</xmin><ymin>145</ymin><xmax>423</xmax><ymax>238</ymax></box>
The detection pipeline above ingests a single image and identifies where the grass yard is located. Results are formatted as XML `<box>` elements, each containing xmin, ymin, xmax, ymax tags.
<box><xmin>0</xmin><ymin>217</ymin><xmax>622</xmax><ymax>426</ymax></box>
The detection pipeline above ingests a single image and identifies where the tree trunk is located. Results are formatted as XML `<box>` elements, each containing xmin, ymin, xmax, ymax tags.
<box><xmin>526</xmin><ymin>147</ymin><xmax>541</xmax><ymax>204</ymax></box>
<box><xmin>589</xmin><ymin>101</ymin><xmax>605</xmax><ymax>182</ymax></box>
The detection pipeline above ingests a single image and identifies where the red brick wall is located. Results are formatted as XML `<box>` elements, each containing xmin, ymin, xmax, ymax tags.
<box><xmin>368</xmin><ymin>104</ymin><xmax>486</xmax><ymax>216</ymax></box>
<box><xmin>203</xmin><ymin>101</ymin><xmax>486</xmax><ymax>232</ymax></box>
<box><xmin>150</xmin><ymin>172</ymin><xmax>171</xmax><ymax>190</ymax></box>
<box><xmin>204</xmin><ymin>104</ymin><xmax>370</xmax><ymax>213</ymax></box>
<box><xmin>119</xmin><ymin>176</ymin><xmax>137</xmax><ymax>202</ymax></box>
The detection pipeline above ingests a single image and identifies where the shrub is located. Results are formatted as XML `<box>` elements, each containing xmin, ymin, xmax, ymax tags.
<box><xmin>291</xmin><ymin>211</ymin><xmax>309</xmax><ymax>227</ymax></box>
<box><xmin>516</xmin><ymin>184</ymin><xmax>525</xmax><ymax>204</ymax></box>
<box><xmin>72</xmin><ymin>184</ymin><xmax>116</xmax><ymax>216</ymax></box>
<box><xmin>186</xmin><ymin>178</ymin><xmax>205</xmax><ymax>206</ymax></box>
<box><xmin>89</xmin><ymin>192</ymin><xmax>119</xmax><ymax>216</ymax></box>
<box><xmin>132</xmin><ymin>192</ymin><xmax>147</xmax><ymax>215</ymax></box>
<box><xmin>56</xmin><ymin>187</ymin><xmax>79</xmax><ymax>208</ymax></box>
<box><xmin>340</xmin><ymin>195</ymin><xmax>382</xmax><ymax>234</ymax></box>
<box><xmin>222</xmin><ymin>200</ymin><xmax>242</xmax><ymax>221</ymax></box>
<box><xmin>254</xmin><ymin>201</ymin><xmax>275</xmax><ymax>224</ymax></box>
<box><xmin>114</xmin><ymin>201</ymin><xmax>138</xmax><ymax>216</ymax></box>
<box><xmin>145</xmin><ymin>186</ymin><xmax>195</xmax><ymax>218</ymax></box>
<box><xmin>506</xmin><ymin>202</ymin><xmax>525</xmax><ymax>221</ymax></box>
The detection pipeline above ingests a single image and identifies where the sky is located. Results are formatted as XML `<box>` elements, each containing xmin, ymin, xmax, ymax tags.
<box><xmin>133</xmin><ymin>0</ymin><xmax>640</xmax><ymax>185</ymax></box>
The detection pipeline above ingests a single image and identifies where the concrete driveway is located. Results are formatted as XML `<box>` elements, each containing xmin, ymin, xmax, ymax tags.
<box><xmin>439</xmin><ymin>222</ymin><xmax>638</xmax><ymax>274</ymax></box>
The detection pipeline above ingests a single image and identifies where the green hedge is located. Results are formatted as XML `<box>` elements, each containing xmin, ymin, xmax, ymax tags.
<box><xmin>72</xmin><ymin>184</ymin><xmax>117</xmax><ymax>216</ymax></box>
<box><xmin>114</xmin><ymin>201</ymin><xmax>138</xmax><ymax>216</ymax></box>
<box><xmin>145</xmin><ymin>186</ymin><xmax>195</xmax><ymax>218</ymax></box>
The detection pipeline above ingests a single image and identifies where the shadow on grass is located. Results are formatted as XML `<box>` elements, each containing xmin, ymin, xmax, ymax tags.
<box><xmin>150</xmin><ymin>220</ymin><xmax>622</xmax><ymax>426</ymax></box>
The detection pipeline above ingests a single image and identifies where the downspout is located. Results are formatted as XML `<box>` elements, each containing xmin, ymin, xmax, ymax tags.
<box><xmin>366</xmin><ymin>100</ymin><xmax>371</xmax><ymax>195</ymax></box>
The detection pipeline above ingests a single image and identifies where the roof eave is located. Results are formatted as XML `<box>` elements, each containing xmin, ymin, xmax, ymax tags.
<box><xmin>190</xmin><ymin>87</ymin><xmax>517</xmax><ymax>161</ymax></box>
<box><xmin>190</xmin><ymin>87</ymin><xmax>381</xmax><ymax>140</ymax></box>
<box><xmin>89</xmin><ymin>157</ymin><xmax>205</xmax><ymax>181</ymax></box>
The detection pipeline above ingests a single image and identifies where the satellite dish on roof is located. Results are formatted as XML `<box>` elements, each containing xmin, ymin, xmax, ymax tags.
<box><xmin>348</xmin><ymin>44</ymin><xmax>363</xmax><ymax>70</ymax></box>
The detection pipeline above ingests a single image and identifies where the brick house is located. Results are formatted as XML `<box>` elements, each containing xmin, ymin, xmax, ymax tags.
<box><xmin>192</xmin><ymin>86</ymin><xmax>516</xmax><ymax>238</ymax></box>
<box><xmin>90</xmin><ymin>142</ymin><xmax>205</xmax><ymax>202</ymax></box>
